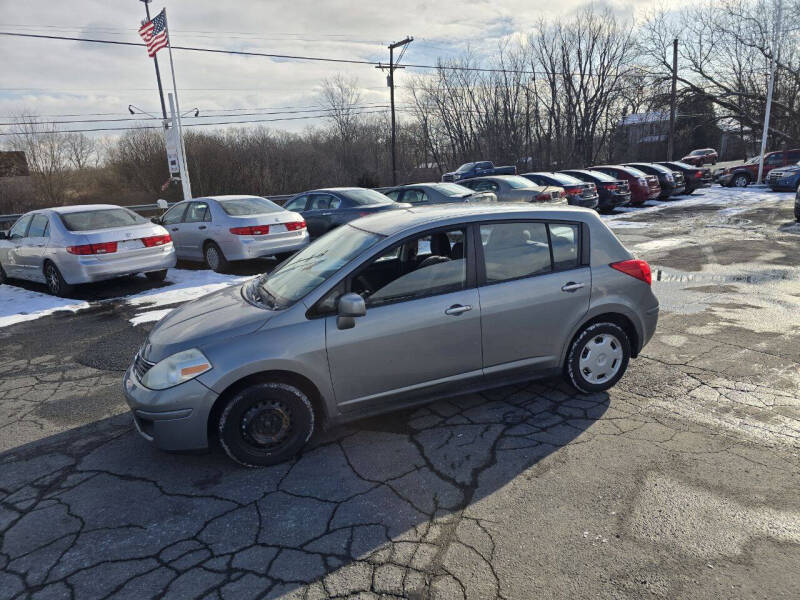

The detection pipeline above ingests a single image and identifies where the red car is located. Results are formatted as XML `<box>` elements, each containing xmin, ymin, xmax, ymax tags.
<box><xmin>681</xmin><ymin>148</ymin><xmax>718</xmax><ymax>166</ymax></box>
<box><xmin>590</xmin><ymin>165</ymin><xmax>661</xmax><ymax>205</ymax></box>
<box><xmin>716</xmin><ymin>149</ymin><xmax>800</xmax><ymax>187</ymax></box>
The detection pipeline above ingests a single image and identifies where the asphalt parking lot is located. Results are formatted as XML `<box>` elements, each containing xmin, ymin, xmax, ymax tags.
<box><xmin>0</xmin><ymin>187</ymin><xmax>798</xmax><ymax>599</ymax></box>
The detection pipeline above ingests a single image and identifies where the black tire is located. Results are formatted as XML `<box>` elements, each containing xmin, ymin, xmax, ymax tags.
<box><xmin>0</xmin><ymin>263</ymin><xmax>7</xmax><ymax>285</ymax></box>
<box><xmin>732</xmin><ymin>173</ymin><xmax>750</xmax><ymax>188</ymax></box>
<box><xmin>218</xmin><ymin>382</ymin><xmax>315</xmax><ymax>467</ymax></box>
<box><xmin>204</xmin><ymin>242</ymin><xmax>230</xmax><ymax>273</ymax></box>
<box><xmin>44</xmin><ymin>262</ymin><xmax>74</xmax><ymax>297</ymax></box>
<box><xmin>145</xmin><ymin>269</ymin><xmax>168</xmax><ymax>282</ymax></box>
<box><xmin>565</xmin><ymin>322</ymin><xmax>631</xmax><ymax>394</ymax></box>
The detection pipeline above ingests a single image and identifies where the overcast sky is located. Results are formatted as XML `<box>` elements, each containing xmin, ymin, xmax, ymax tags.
<box><xmin>0</xmin><ymin>0</ymin><xmax>678</xmax><ymax>141</ymax></box>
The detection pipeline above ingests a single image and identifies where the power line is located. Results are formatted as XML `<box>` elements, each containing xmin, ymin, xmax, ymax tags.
<box><xmin>0</xmin><ymin>104</ymin><xmax>391</xmax><ymax>126</ymax></box>
<box><xmin>0</xmin><ymin>108</ymin><xmax>390</xmax><ymax>136</ymax></box>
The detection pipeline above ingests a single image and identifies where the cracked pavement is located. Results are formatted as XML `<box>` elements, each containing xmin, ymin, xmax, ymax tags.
<box><xmin>1</xmin><ymin>188</ymin><xmax>799</xmax><ymax>599</ymax></box>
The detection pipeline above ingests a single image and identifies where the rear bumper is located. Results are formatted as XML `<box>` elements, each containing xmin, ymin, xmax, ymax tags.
<box><xmin>641</xmin><ymin>304</ymin><xmax>659</xmax><ymax>351</ymax></box>
<box><xmin>123</xmin><ymin>365</ymin><xmax>217</xmax><ymax>451</ymax></box>
<box><xmin>220</xmin><ymin>230</ymin><xmax>310</xmax><ymax>261</ymax></box>
<box><xmin>59</xmin><ymin>245</ymin><xmax>176</xmax><ymax>284</ymax></box>
<box><xmin>568</xmin><ymin>194</ymin><xmax>600</xmax><ymax>209</ymax></box>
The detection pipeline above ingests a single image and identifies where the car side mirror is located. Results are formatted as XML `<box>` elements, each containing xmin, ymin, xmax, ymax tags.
<box><xmin>337</xmin><ymin>293</ymin><xmax>366</xmax><ymax>330</ymax></box>
<box><xmin>151</xmin><ymin>217</ymin><xmax>162</xmax><ymax>225</ymax></box>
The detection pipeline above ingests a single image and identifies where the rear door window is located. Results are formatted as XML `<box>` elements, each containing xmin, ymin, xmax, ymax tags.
<box><xmin>480</xmin><ymin>222</ymin><xmax>551</xmax><ymax>283</ymax></box>
<box><xmin>283</xmin><ymin>195</ymin><xmax>309</xmax><ymax>212</ymax></box>
<box><xmin>402</xmin><ymin>189</ymin><xmax>427</xmax><ymax>204</ymax></box>
<box><xmin>27</xmin><ymin>214</ymin><xmax>49</xmax><ymax>238</ymax></box>
<box><xmin>549</xmin><ymin>224</ymin><xmax>579</xmax><ymax>270</ymax></box>
<box><xmin>185</xmin><ymin>202</ymin><xmax>210</xmax><ymax>223</ymax></box>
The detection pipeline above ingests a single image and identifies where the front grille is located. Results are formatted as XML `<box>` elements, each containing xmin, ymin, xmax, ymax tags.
<box><xmin>133</xmin><ymin>352</ymin><xmax>155</xmax><ymax>381</ymax></box>
<box><xmin>768</xmin><ymin>171</ymin><xmax>782</xmax><ymax>181</ymax></box>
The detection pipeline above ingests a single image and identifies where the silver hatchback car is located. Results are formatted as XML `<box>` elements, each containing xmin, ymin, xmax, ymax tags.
<box><xmin>0</xmin><ymin>204</ymin><xmax>176</xmax><ymax>296</ymax></box>
<box><xmin>124</xmin><ymin>205</ymin><xmax>658</xmax><ymax>466</ymax></box>
<box><xmin>155</xmin><ymin>195</ymin><xmax>309</xmax><ymax>272</ymax></box>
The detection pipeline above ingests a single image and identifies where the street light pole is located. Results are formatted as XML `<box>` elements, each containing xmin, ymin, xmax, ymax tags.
<box><xmin>139</xmin><ymin>0</ymin><xmax>167</xmax><ymax>122</ymax></box>
<box><xmin>757</xmin><ymin>0</ymin><xmax>783</xmax><ymax>184</ymax></box>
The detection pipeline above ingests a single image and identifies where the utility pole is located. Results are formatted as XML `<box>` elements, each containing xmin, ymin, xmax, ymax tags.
<box><xmin>168</xmin><ymin>94</ymin><xmax>191</xmax><ymax>200</ymax></box>
<box><xmin>757</xmin><ymin>0</ymin><xmax>783</xmax><ymax>184</ymax></box>
<box><xmin>382</xmin><ymin>37</ymin><xmax>413</xmax><ymax>186</ymax></box>
<box><xmin>139</xmin><ymin>0</ymin><xmax>167</xmax><ymax>122</ymax></box>
<box><xmin>667</xmin><ymin>38</ymin><xmax>678</xmax><ymax>161</ymax></box>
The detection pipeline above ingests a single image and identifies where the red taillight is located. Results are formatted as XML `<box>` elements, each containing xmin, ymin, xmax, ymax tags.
<box><xmin>67</xmin><ymin>242</ymin><xmax>118</xmax><ymax>255</ymax></box>
<box><xmin>694</xmin><ymin>171</ymin><xmax>703</xmax><ymax>178</ymax></box>
<box><xmin>285</xmin><ymin>220</ymin><xmax>306</xmax><ymax>231</ymax></box>
<box><xmin>611</xmin><ymin>259</ymin><xmax>652</xmax><ymax>285</ymax></box>
<box><xmin>142</xmin><ymin>234</ymin><xmax>171</xmax><ymax>247</ymax></box>
<box><xmin>230</xmin><ymin>225</ymin><xmax>270</xmax><ymax>235</ymax></box>
<box><xmin>603</xmin><ymin>183</ymin><xmax>618</xmax><ymax>191</ymax></box>
<box><xmin>536</xmin><ymin>193</ymin><xmax>550</xmax><ymax>202</ymax></box>
<box><xmin>358</xmin><ymin>212</ymin><xmax>371</xmax><ymax>217</ymax></box>
<box><xmin>565</xmin><ymin>186</ymin><xmax>582</xmax><ymax>195</ymax></box>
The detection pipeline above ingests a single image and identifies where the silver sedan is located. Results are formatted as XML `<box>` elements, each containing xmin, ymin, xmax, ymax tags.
<box><xmin>155</xmin><ymin>195</ymin><xmax>309</xmax><ymax>272</ymax></box>
<box><xmin>460</xmin><ymin>175</ymin><xmax>568</xmax><ymax>204</ymax></box>
<box><xmin>0</xmin><ymin>204</ymin><xmax>176</xmax><ymax>296</ymax></box>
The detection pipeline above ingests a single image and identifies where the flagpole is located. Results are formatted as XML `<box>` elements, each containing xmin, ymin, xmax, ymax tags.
<box><xmin>164</xmin><ymin>7</ymin><xmax>192</xmax><ymax>200</ymax></box>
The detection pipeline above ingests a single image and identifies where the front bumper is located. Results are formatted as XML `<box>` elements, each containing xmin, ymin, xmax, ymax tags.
<box><xmin>220</xmin><ymin>230</ymin><xmax>310</xmax><ymax>261</ymax></box>
<box><xmin>123</xmin><ymin>365</ymin><xmax>218</xmax><ymax>451</ymax></box>
<box><xmin>60</xmin><ymin>245</ymin><xmax>176</xmax><ymax>284</ymax></box>
<box><xmin>767</xmin><ymin>176</ymin><xmax>800</xmax><ymax>191</ymax></box>
<box><xmin>715</xmin><ymin>173</ymin><xmax>734</xmax><ymax>186</ymax></box>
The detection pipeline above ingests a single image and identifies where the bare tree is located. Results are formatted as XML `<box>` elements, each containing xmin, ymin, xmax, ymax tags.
<box><xmin>7</xmin><ymin>117</ymin><xmax>72</xmax><ymax>204</ymax></box>
<box><xmin>63</xmin><ymin>132</ymin><xmax>97</xmax><ymax>170</ymax></box>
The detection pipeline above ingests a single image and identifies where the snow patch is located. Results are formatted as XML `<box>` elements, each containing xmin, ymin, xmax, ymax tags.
<box><xmin>128</xmin><ymin>269</ymin><xmax>252</xmax><ymax>309</ymax></box>
<box><xmin>0</xmin><ymin>285</ymin><xmax>89</xmax><ymax>328</ymax></box>
<box><xmin>129</xmin><ymin>308</ymin><xmax>174</xmax><ymax>326</ymax></box>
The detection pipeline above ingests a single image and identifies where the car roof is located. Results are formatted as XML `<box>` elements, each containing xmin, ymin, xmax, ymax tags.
<box><xmin>351</xmin><ymin>204</ymin><xmax>594</xmax><ymax>237</ymax></box>
<box><xmin>192</xmin><ymin>195</ymin><xmax>265</xmax><ymax>202</ymax></box>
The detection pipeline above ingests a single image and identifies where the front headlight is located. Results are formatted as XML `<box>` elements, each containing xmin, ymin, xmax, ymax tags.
<box><xmin>141</xmin><ymin>348</ymin><xmax>212</xmax><ymax>390</ymax></box>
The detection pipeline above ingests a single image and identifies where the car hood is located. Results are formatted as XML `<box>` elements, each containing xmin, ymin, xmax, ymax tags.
<box><xmin>776</xmin><ymin>165</ymin><xmax>800</xmax><ymax>174</ymax></box>
<box><xmin>142</xmin><ymin>283</ymin><xmax>271</xmax><ymax>363</ymax></box>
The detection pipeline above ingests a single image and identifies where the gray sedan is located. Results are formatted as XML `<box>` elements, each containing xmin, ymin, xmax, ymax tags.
<box><xmin>0</xmin><ymin>204</ymin><xmax>176</xmax><ymax>296</ymax></box>
<box><xmin>383</xmin><ymin>182</ymin><xmax>497</xmax><ymax>205</ymax></box>
<box><xmin>154</xmin><ymin>195</ymin><xmax>309</xmax><ymax>272</ymax></box>
<box><xmin>124</xmin><ymin>204</ymin><xmax>659</xmax><ymax>466</ymax></box>
<box><xmin>459</xmin><ymin>175</ymin><xmax>568</xmax><ymax>204</ymax></box>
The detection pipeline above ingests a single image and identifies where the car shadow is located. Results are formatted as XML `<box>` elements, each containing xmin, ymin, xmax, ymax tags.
<box><xmin>0</xmin><ymin>379</ymin><xmax>609</xmax><ymax>598</ymax></box>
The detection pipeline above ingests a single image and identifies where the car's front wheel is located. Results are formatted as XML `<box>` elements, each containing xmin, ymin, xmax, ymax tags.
<box><xmin>732</xmin><ymin>173</ymin><xmax>750</xmax><ymax>187</ymax></box>
<box><xmin>218</xmin><ymin>381</ymin><xmax>315</xmax><ymax>467</ymax></box>
<box><xmin>565</xmin><ymin>322</ymin><xmax>631</xmax><ymax>394</ymax></box>
<box><xmin>44</xmin><ymin>262</ymin><xmax>74</xmax><ymax>297</ymax></box>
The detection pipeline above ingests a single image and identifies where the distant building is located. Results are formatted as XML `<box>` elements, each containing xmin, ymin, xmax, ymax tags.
<box><xmin>0</xmin><ymin>152</ymin><xmax>29</xmax><ymax>177</ymax></box>
<box><xmin>618</xmin><ymin>112</ymin><xmax>670</xmax><ymax>161</ymax></box>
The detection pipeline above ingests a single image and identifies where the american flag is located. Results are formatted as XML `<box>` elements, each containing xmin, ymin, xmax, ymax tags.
<box><xmin>138</xmin><ymin>9</ymin><xmax>169</xmax><ymax>57</ymax></box>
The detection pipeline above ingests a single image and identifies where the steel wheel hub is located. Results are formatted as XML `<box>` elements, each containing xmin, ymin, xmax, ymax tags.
<box><xmin>241</xmin><ymin>401</ymin><xmax>292</xmax><ymax>447</ymax></box>
<box><xmin>579</xmin><ymin>334</ymin><xmax>623</xmax><ymax>384</ymax></box>
<box><xmin>206</xmin><ymin>247</ymin><xmax>219</xmax><ymax>270</ymax></box>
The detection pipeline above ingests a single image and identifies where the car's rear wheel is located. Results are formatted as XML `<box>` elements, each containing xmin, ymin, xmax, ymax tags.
<box><xmin>204</xmin><ymin>242</ymin><xmax>230</xmax><ymax>273</ymax></box>
<box><xmin>565</xmin><ymin>322</ymin><xmax>631</xmax><ymax>394</ymax></box>
<box><xmin>732</xmin><ymin>173</ymin><xmax>750</xmax><ymax>187</ymax></box>
<box><xmin>218</xmin><ymin>382</ymin><xmax>315</xmax><ymax>467</ymax></box>
<box><xmin>44</xmin><ymin>262</ymin><xmax>74</xmax><ymax>297</ymax></box>
<box><xmin>0</xmin><ymin>263</ymin><xmax>7</xmax><ymax>285</ymax></box>
<box><xmin>145</xmin><ymin>269</ymin><xmax>168</xmax><ymax>282</ymax></box>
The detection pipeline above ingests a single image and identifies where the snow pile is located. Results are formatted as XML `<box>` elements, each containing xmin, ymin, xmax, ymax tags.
<box><xmin>128</xmin><ymin>269</ymin><xmax>252</xmax><ymax>309</ymax></box>
<box><xmin>0</xmin><ymin>285</ymin><xmax>88</xmax><ymax>328</ymax></box>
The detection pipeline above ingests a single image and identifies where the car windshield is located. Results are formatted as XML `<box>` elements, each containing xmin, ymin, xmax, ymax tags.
<box><xmin>745</xmin><ymin>156</ymin><xmax>760</xmax><ymax>164</ymax></box>
<box><xmin>218</xmin><ymin>197</ymin><xmax>282</xmax><ymax>216</ymax></box>
<box><xmin>689</xmin><ymin>150</ymin><xmax>706</xmax><ymax>156</ymax></box>
<box><xmin>258</xmin><ymin>224</ymin><xmax>382</xmax><ymax>308</ymax></box>
<box><xmin>623</xmin><ymin>166</ymin><xmax>648</xmax><ymax>177</ymax></box>
<box><xmin>59</xmin><ymin>208</ymin><xmax>147</xmax><ymax>231</ymax></box>
<box><xmin>433</xmin><ymin>183</ymin><xmax>474</xmax><ymax>197</ymax></box>
<box><xmin>503</xmin><ymin>176</ymin><xmax>537</xmax><ymax>189</ymax></box>
<box><xmin>455</xmin><ymin>163</ymin><xmax>475</xmax><ymax>173</ymax></box>
<box><xmin>342</xmin><ymin>189</ymin><xmax>392</xmax><ymax>205</ymax></box>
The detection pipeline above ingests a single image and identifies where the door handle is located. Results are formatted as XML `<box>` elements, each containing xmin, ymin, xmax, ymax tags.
<box><xmin>320</xmin><ymin>212</ymin><xmax>333</xmax><ymax>216</ymax></box>
<box><xmin>445</xmin><ymin>304</ymin><xmax>472</xmax><ymax>316</ymax></box>
<box><xmin>171</xmin><ymin>227</ymin><xmax>179</xmax><ymax>232</ymax></box>
<box><xmin>198</xmin><ymin>225</ymin><xmax>207</xmax><ymax>230</ymax></box>
<box><xmin>561</xmin><ymin>282</ymin><xmax>585</xmax><ymax>292</ymax></box>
